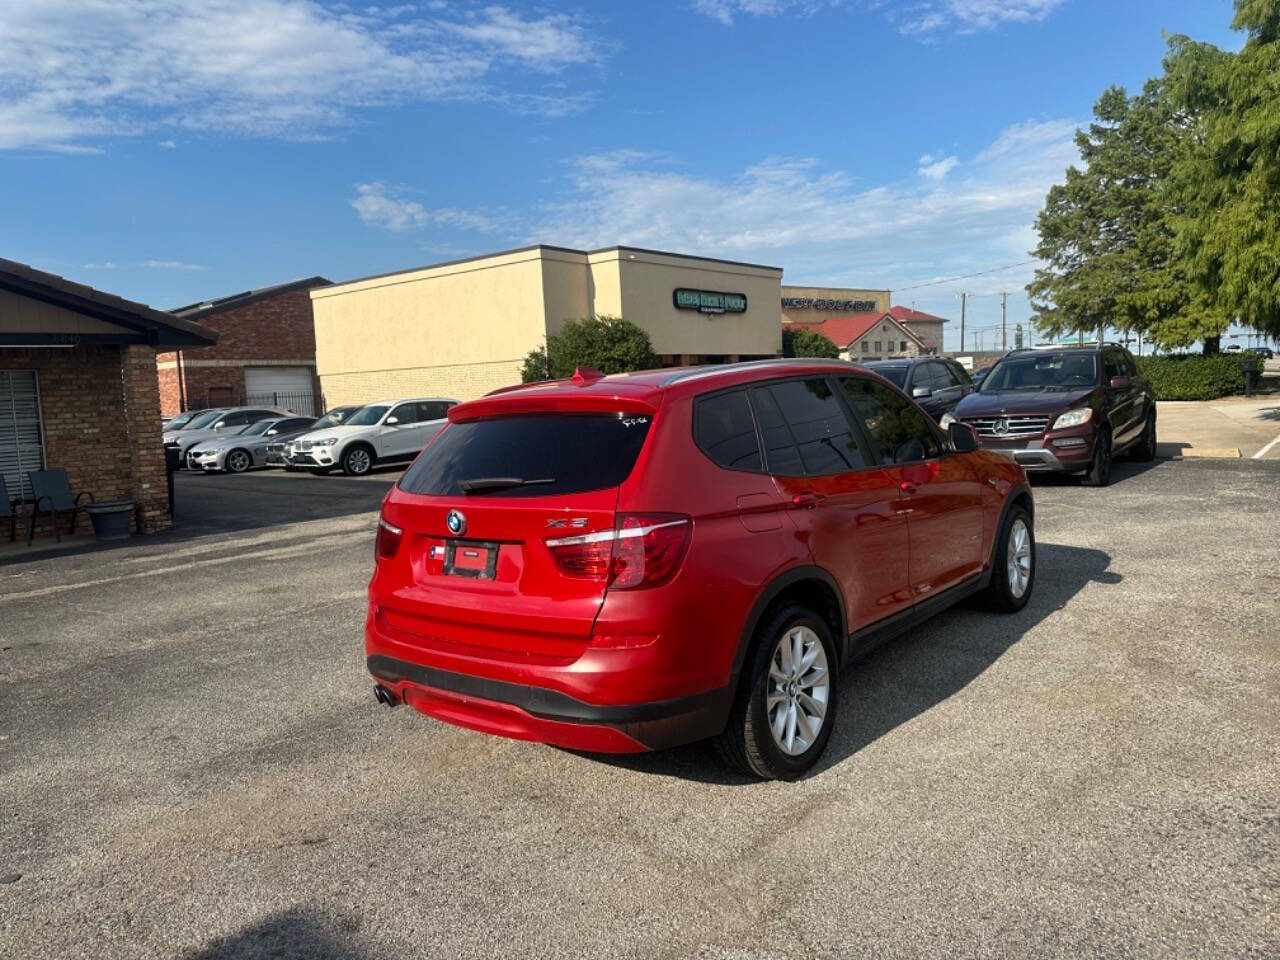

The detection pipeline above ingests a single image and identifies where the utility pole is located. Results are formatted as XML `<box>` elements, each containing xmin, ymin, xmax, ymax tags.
<box><xmin>956</xmin><ymin>292</ymin><xmax>967</xmax><ymax>356</ymax></box>
<box><xmin>1000</xmin><ymin>292</ymin><xmax>1009</xmax><ymax>351</ymax></box>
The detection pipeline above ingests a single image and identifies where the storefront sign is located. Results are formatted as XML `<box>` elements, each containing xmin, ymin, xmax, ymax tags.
<box><xmin>674</xmin><ymin>288</ymin><xmax>748</xmax><ymax>315</ymax></box>
<box><xmin>782</xmin><ymin>297</ymin><xmax>877</xmax><ymax>312</ymax></box>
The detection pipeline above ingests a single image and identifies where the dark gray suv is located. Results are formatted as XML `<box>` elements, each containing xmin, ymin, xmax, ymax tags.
<box><xmin>865</xmin><ymin>357</ymin><xmax>974</xmax><ymax>422</ymax></box>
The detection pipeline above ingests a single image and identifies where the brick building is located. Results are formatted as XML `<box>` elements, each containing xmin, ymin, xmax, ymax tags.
<box><xmin>0</xmin><ymin>258</ymin><xmax>216</xmax><ymax>537</ymax></box>
<box><xmin>158</xmin><ymin>276</ymin><xmax>330</xmax><ymax>417</ymax></box>
<box><xmin>888</xmin><ymin>306</ymin><xmax>948</xmax><ymax>354</ymax></box>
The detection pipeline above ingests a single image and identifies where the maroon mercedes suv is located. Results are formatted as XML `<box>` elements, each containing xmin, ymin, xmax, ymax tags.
<box><xmin>944</xmin><ymin>344</ymin><xmax>1156</xmax><ymax>486</ymax></box>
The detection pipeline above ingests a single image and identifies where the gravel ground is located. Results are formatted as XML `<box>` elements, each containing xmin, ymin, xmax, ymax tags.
<box><xmin>1</xmin><ymin>460</ymin><xmax>1277</xmax><ymax>959</ymax></box>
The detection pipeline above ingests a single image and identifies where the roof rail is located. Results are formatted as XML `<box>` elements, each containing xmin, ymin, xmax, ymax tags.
<box><xmin>660</xmin><ymin>357</ymin><xmax>861</xmax><ymax>387</ymax></box>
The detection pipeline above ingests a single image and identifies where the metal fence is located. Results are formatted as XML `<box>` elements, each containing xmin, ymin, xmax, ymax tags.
<box><xmin>183</xmin><ymin>391</ymin><xmax>321</xmax><ymax>417</ymax></box>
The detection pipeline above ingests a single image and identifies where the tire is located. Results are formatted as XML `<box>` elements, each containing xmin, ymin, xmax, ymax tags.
<box><xmin>1082</xmin><ymin>428</ymin><xmax>1112</xmax><ymax>487</ymax></box>
<box><xmin>980</xmin><ymin>504</ymin><xmax>1035</xmax><ymax>612</ymax></box>
<box><xmin>342</xmin><ymin>445</ymin><xmax>375</xmax><ymax>476</ymax></box>
<box><xmin>1130</xmin><ymin>412</ymin><xmax>1157</xmax><ymax>462</ymax></box>
<box><xmin>225</xmin><ymin>449</ymin><xmax>252</xmax><ymax>474</ymax></box>
<box><xmin>716</xmin><ymin>604</ymin><xmax>839</xmax><ymax>781</ymax></box>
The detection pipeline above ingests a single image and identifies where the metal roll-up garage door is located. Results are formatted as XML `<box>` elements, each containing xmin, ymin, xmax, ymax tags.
<box><xmin>0</xmin><ymin>370</ymin><xmax>46</xmax><ymax>501</ymax></box>
<box><xmin>244</xmin><ymin>366</ymin><xmax>316</xmax><ymax>416</ymax></box>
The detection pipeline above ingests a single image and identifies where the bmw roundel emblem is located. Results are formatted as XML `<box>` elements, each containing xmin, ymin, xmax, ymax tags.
<box><xmin>446</xmin><ymin>510</ymin><xmax>467</xmax><ymax>536</ymax></box>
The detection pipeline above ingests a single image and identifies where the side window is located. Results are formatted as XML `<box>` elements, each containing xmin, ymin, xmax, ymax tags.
<box><xmin>421</xmin><ymin>401</ymin><xmax>450</xmax><ymax>421</ymax></box>
<box><xmin>1104</xmin><ymin>351</ymin><xmax>1125</xmax><ymax>381</ymax></box>
<box><xmin>283</xmin><ymin>418</ymin><xmax>312</xmax><ymax>432</ymax></box>
<box><xmin>841</xmin><ymin>377</ymin><xmax>942</xmax><ymax>465</ymax></box>
<box><xmin>390</xmin><ymin>403</ymin><xmax>422</xmax><ymax>425</ymax></box>
<box><xmin>759</xmin><ymin>378</ymin><xmax>866</xmax><ymax>475</ymax></box>
<box><xmin>929</xmin><ymin>363</ymin><xmax>954</xmax><ymax>390</ymax></box>
<box><xmin>219</xmin><ymin>412</ymin><xmax>249</xmax><ymax>428</ymax></box>
<box><xmin>694</xmin><ymin>390</ymin><xmax>762</xmax><ymax>472</ymax></box>
<box><xmin>947</xmin><ymin>362</ymin><xmax>971</xmax><ymax>386</ymax></box>
<box><xmin>748</xmin><ymin>387</ymin><xmax>806</xmax><ymax>476</ymax></box>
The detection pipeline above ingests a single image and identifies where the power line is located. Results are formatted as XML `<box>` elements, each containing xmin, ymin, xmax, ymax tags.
<box><xmin>891</xmin><ymin>260</ymin><xmax>1038</xmax><ymax>293</ymax></box>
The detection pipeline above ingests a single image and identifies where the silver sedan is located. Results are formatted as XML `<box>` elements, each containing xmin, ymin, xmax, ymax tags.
<box><xmin>185</xmin><ymin>416</ymin><xmax>317</xmax><ymax>473</ymax></box>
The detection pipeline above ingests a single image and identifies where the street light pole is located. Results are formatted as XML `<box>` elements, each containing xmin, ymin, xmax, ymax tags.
<box><xmin>1000</xmin><ymin>292</ymin><xmax>1008</xmax><ymax>351</ymax></box>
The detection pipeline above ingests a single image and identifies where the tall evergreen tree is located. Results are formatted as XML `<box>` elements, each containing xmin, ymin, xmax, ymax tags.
<box><xmin>1164</xmin><ymin>0</ymin><xmax>1280</xmax><ymax>342</ymax></box>
<box><xmin>1027</xmin><ymin>83</ymin><xmax>1226</xmax><ymax>350</ymax></box>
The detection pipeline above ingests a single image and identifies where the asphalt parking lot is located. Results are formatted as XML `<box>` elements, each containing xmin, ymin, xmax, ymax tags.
<box><xmin>1</xmin><ymin>460</ymin><xmax>1277</xmax><ymax>959</ymax></box>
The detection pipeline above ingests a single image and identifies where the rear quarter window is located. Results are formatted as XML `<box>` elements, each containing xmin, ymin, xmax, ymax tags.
<box><xmin>398</xmin><ymin>413</ymin><xmax>653</xmax><ymax>498</ymax></box>
<box><xmin>694</xmin><ymin>390</ymin><xmax>762</xmax><ymax>472</ymax></box>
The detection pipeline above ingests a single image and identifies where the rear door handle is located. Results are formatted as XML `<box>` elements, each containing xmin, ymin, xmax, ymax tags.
<box><xmin>792</xmin><ymin>492</ymin><xmax>825</xmax><ymax>509</ymax></box>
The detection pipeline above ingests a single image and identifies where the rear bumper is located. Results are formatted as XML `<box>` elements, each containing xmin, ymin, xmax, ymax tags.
<box><xmin>366</xmin><ymin>652</ymin><xmax>731</xmax><ymax>753</ymax></box>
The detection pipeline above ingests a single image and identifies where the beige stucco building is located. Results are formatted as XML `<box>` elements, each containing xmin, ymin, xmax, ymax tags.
<box><xmin>312</xmin><ymin>245</ymin><xmax>785</xmax><ymax>405</ymax></box>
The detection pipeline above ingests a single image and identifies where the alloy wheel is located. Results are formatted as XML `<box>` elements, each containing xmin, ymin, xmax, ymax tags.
<box><xmin>766</xmin><ymin>625</ymin><xmax>830</xmax><ymax>756</ymax></box>
<box><xmin>346</xmin><ymin>448</ymin><xmax>371</xmax><ymax>475</ymax></box>
<box><xmin>227</xmin><ymin>451</ymin><xmax>250</xmax><ymax>473</ymax></box>
<box><xmin>1007</xmin><ymin>517</ymin><xmax>1033</xmax><ymax>598</ymax></box>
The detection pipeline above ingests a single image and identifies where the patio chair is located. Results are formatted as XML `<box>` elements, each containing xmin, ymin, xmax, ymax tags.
<box><xmin>0</xmin><ymin>475</ymin><xmax>16</xmax><ymax>543</ymax></box>
<box><xmin>26</xmin><ymin>469</ymin><xmax>94</xmax><ymax>546</ymax></box>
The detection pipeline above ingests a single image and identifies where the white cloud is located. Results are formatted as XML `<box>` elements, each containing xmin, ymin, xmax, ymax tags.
<box><xmin>918</xmin><ymin>153</ymin><xmax>958</xmax><ymax>180</ymax></box>
<box><xmin>0</xmin><ymin>2</ymin><xmax>604</xmax><ymax>151</ymax></box>
<box><xmin>692</xmin><ymin>0</ymin><xmax>835</xmax><ymax>26</ymax></box>
<box><xmin>351</xmin><ymin>182</ymin><xmax>506</xmax><ymax>233</ymax></box>
<box><xmin>84</xmin><ymin>261</ymin><xmax>117</xmax><ymax>270</ymax></box>
<box><xmin>158</xmin><ymin>140</ymin><xmax>176</xmax><ymax>149</ymax></box>
<box><xmin>525</xmin><ymin>119</ymin><xmax>1078</xmax><ymax>293</ymax></box>
<box><xmin>897</xmin><ymin>0</ymin><xmax>1067</xmax><ymax>35</ymax></box>
<box><xmin>140</xmin><ymin>259</ymin><xmax>205</xmax><ymax>270</ymax></box>
<box><xmin>691</xmin><ymin>0</ymin><xmax>1067</xmax><ymax>35</ymax></box>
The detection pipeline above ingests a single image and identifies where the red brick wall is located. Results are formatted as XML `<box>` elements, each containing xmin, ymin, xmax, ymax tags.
<box><xmin>157</xmin><ymin>286</ymin><xmax>322</xmax><ymax>416</ymax></box>
<box><xmin>2</xmin><ymin>344</ymin><xmax>170</xmax><ymax>539</ymax></box>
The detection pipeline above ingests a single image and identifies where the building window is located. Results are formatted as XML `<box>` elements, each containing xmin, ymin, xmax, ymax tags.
<box><xmin>900</xmin><ymin>341</ymin><xmax>908</xmax><ymax>352</ymax></box>
<box><xmin>0</xmin><ymin>370</ymin><xmax>46</xmax><ymax>501</ymax></box>
<box><xmin>861</xmin><ymin>342</ymin><xmax>869</xmax><ymax>353</ymax></box>
<box><xmin>888</xmin><ymin>341</ymin><xmax>896</xmax><ymax>352</ymax></box>
<box><xmin>874</xmin><ymin>341</ymin><xmax>882</xmax><ymax>352</ymax></box>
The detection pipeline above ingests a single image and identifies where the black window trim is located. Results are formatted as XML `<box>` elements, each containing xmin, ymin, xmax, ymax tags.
<box><xmin>834</xmin><ymin>373</ymin><xmax>950</xmax><ymax>468</ymax></box>
<box><xmin>691</xmin><ymin>385</ymin><xmax>769</xmax><ymax>476</ymax></box>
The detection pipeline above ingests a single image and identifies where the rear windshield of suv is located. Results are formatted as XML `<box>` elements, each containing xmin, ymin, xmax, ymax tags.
<box><xmin>398</xmin><ymin>413</ymin><xmax>653</xmax><ymax>498</ymax></box>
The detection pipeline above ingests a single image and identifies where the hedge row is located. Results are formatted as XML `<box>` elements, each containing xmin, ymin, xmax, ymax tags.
<box><xmin>1134</xmin><ymin>353</ymin><xmax>1256</xmax><ymax>401</ymax></box>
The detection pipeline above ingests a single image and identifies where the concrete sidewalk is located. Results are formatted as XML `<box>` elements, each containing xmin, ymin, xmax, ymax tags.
<box><xmin>1156</xmin><ymin>396</ymin><xmax>1280</xmax><ymax>459</ymax></box>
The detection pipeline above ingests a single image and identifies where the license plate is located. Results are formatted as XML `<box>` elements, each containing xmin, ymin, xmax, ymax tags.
<box><xmin>442</xmin><ymin>541</ymin><xmax>499</xmax><ymax>580</ymax></box>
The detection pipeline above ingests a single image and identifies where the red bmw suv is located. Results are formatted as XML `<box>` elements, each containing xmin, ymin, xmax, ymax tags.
<box><xmin>366</xmin><ymin>360</ymin><xmax>1034</xmax><ymax>779</ymax></box>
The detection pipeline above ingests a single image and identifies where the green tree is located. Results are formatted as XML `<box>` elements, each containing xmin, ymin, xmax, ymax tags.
<box><xmin>519</xmin><ymin>316</ymin><xmax>658</xmax><ymax>383</ymax></box>
<box><xmin>782</xmin><ymin>326</ymin><xmax>840</xmax><ymax>359</ymax></box>
<box><xmin>1164</xmin><ymin>0</ymin><xmax>1280</xmax><ymax>343</ymax></box>
<box><xmin>1026</xmin><ymin>82</ymin><xmax>1227</xmax><ymax>350</ymax></box>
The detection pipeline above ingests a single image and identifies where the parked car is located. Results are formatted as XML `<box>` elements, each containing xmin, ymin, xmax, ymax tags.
<box><xmin>186</xmin><ymin>416</ymin><xmax>317</xmax><ymax>473</ymax></box>
<box><xmin>288</xmin><ymin>398</ymin><xmax>457</xmax><ymax>476</ymax></box>
<box><xmin>970</xmin><ymin>365</ymin><xmax>994</xmax><ymax>388</ymax></box>
<box><xmin>163</xmin><ymin>407</ymin><xmax>293</xmax><ymax>466</ymax></box>
<box><xmin>365</xmin><ymin>360</ymin><xmax>1034</xmax><ymax>780</ymax></box>
<box><xmin>943</xmin><ymin>343</ymin><xmax>1155</xmax><ymax>486</ymax></box>
<box><xmin>1224</xmin><ymin>344</ymin><xmax>1242</xmax><ymax>352</ymax></box>
<box><xmin>1246</xmin><ymin>346</ymin><xmax>1274</xmax><ymax>360</ymax></box>
<box><xmin>864</xmin><ymin>356</ymin><xmax>973</xmax><ymax>422</ymax></box>
<box><xmin>162</xmin><ymin>408</ymin><xmax>214</xmax><ymax>431</ymax></box>
<box><xmin>269</xmin><ymin>405</ymin><xmax>364</xmax><ymax>469</ymax></box>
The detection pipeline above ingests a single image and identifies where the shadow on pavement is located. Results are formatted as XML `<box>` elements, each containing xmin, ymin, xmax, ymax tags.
<box><xmin>182</xmin><ymin>908</ymin><xmax>370</xmax><ymax>960</ymax></box>
<box><xmin>590</xmin><ymin>542</ymin><xmax>1118</xmax><ymax>785</ymax></box>
<box><xmin>1028</xmin><ymin>456</ymin><xmax>1164</xmax><ymax>487</ymax></box>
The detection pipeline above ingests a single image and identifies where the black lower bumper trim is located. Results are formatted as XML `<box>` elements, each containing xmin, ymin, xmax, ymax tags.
<box><xmin>366</xmin><ymin>654</ymin><xmax>731</xmax><ymax>749</ymax></box>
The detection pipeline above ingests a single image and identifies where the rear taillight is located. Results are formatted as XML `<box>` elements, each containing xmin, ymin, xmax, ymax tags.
<box><xmin>376</xmin><ymin>517</ymin><xmax>403</xmax><ymax>560</ymax></box>
<box><xmin>546</xmin><ymin>514</ymin><xmax>690</xmax><ymax>589</ymax></box>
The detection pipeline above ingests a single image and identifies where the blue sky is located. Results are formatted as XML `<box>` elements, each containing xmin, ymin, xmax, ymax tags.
<box><xmin>0</xmin><ymin>0</ymin><xmax>1242</xmax><ymax>350</ymax></box>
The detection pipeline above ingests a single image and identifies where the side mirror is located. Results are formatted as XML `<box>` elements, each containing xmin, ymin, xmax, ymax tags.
<box><xmin>911</xmin><ymin>386</ymin><xmax>932</xmax><ymax>399</ymax></box>
<box><xmin>266</xmin><ymin>429</ymin><xmax>278</xmax><ymax>436</ymax></box>
<box><xmin>949</xmin><ymin>421</ymin><xmax>980</xmax><ymax>453</ymax></box>
<box><xmin>212</xmin><ymin>420</ymin><xmax>227</xmax><ymax>430</ymax></box>
<box><xmin>385</xmin><ymin>416</ymin><xmax>400</xmax><ymax>426</ymax></box>
<box><xmin>1109</xmin><ymin>376</ymin><xmax>1131</xmax><ymax>390</ymax></box>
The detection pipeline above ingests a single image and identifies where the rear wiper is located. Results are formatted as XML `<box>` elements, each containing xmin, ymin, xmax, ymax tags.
<box><xmin>459</xmin><ymin>476</ymin><xmax>556</xmax><ymax>494</ymax></box>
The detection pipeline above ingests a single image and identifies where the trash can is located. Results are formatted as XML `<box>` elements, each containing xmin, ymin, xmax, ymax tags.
<box><xmin>84</xmin><ymin>499</ymin><xmax>135</xmax><ymax>541</ymax></box>
<box><xmin>1239</xmin><ymin>356</ymin><xmax>1260</xmax><ymax>397</ymax></box>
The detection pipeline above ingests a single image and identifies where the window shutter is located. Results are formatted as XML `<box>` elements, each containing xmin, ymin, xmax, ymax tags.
<box><xmin>0</xmin><ymin>370</ymin><xmax>46</xmax><ymax>501</ymax></box>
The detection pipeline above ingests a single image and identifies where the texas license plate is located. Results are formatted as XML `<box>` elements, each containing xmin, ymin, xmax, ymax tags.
<box><xmin>443</xmin><ymin>541</ymin><xmax>498</xmax><ymax>579</ymax></box>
